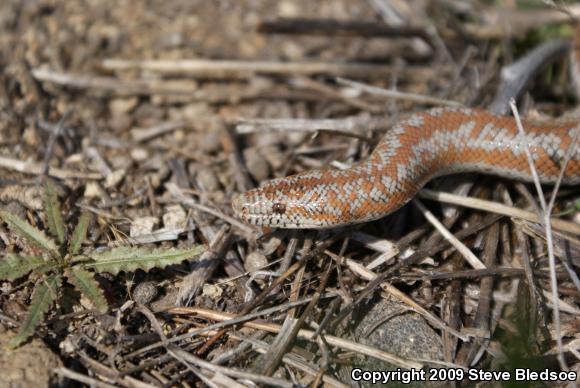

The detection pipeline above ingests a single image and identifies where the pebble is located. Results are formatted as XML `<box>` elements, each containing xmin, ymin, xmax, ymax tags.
<box><xmin>132</xmin><ymin>281</ymin><xmax>159</xmax><ymax>305</ymax></box>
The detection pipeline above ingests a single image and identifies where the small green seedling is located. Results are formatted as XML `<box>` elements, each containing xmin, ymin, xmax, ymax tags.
<box><xmin>0</xmin><ymin>182</ymin><xmax>205</xmax><ymax>348</ymax></box>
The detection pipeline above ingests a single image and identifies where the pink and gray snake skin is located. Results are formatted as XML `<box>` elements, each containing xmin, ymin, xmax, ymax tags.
<box><xmin>232</xmin><ymin>107</ymin><xmax>580</xmax><ymax>228</ymax></box>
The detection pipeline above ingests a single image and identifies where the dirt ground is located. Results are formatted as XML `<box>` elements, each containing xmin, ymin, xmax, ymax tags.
<box><xmin>0</xmin><ymin>0</ymin><xmax>579</xmax><ymax>387</ymax></box>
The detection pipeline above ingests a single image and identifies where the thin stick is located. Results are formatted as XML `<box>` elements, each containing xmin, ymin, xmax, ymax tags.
<box><xmin>414</xmin><ymin>199</ymin><xmax>486</xmax><ymax>269</ymax></box>
<box><xmin>236</xmin><ymin>115</ymin><xmax>389</xmax><ymax>134</ymax></box>
<box><xmin>54</xmin><ymin>368</ymin><xmax>118</xmax><ymax>388</ymax></box>
<box><xmin>102</xmin><ymin>58</ymin><xmax>442</xmax><ymax>81</ymax></box>
<box><xmin>165</xmin><ymin>182</ymin><xmax>256</xmax><ymax>237</ymax></box>
<box><xmin>257</xmin><ymin>18</ymin><xmax>431</xmax><ymax>41</ymax></box>
<box><xmin>32</xmin><ymin>68</ymin><xmax>199</xmax><ymax>95</ymax></box>
<box><xmin>167</xmin><ymin>345</ymin><xmax>295</xmax><ymax>388</ymax></box>
<box><xmin>510</xmin><ymin>100</ymin><xmax>568</xmax><ymax>371</ymax></box>
<box><xmin>0</xmin><ymin>155</ymin><xmax>102</xmax><ymax>180</ymax></box>
<box><xmin>546</xmin><ymin>125</ymin><xmax>580</xmax><ymax>216</ymax></box>
<box><xmin>336</xmin><ymin>77</ymin><xmax>463</xmax><ymax>107</ymax></box>
<box><xmin>418</xmin><ymin>189</ymin><xmax>580</xmax><ymax>236</ymax></box>
<box><xmin>173</xmin><ymin>308</ymin><xmax>424</xmax><ymax>370</ymax></box>
<box><xmin>510</xmin><ymin>101</ymin><xmax>547</xmax><ymax>211</ymax></box>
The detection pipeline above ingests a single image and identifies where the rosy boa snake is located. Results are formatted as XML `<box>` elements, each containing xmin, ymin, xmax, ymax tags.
<box><xmin>232</xmin><ymin>106</ymin><xmax>579</xmax><ymax>228</ymax></box>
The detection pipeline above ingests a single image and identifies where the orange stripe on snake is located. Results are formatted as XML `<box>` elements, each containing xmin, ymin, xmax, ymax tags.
<box><xmin>232</xmin><ymin>107</ymin><xmax>580</xmax><ymax>228</ymax></box>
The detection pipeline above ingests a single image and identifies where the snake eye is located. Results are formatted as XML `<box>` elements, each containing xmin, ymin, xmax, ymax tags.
<box><xmin>272</xmin><ymin>202</ymin><xmax>286</xmax><ymax>214</ymax></box>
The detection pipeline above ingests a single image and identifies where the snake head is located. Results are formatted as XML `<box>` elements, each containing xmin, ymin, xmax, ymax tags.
<box><xmin>231</xmin><ymin>167</ymin><xmax>396</xmax><ymax>229</ymax></box>
<box><xmin>231</xmin><ymin>172</ymin><xmax>342</xmax><ymax>228</ymax></box>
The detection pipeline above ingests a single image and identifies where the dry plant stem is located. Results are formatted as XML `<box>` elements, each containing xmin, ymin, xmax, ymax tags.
<box><xmin>33</xmin><ymin>67</ymin><xmax>324</xmax><ymax>102</ymax></box>
<box><xmin>176</xmin><ymin>226</ymin><xmax>232</xmax><ymax>306</ymax></box>
<box><xmin>54</xmin><ymin>368</ymin><xmax>118</xmax><ymax>388</ymax></box>
<box><xmin>514</xmin><ymin>183</ymin><xmax>543</xmax><ymax>216</ymax></box>
<box><xmin>194</xmin><ymin>239</ymin><xmax>333</xmax><ymax>356</ymax></box>
<box><xmin>259</xmin><ymin>261</ymin><xmax>331</xmax><ymax>376</ymax></box>
<box><xmin>0</xmin><ymin>155</ymin><xmax>102</xmax><ymax>180</ymax></box>
<box><xmin>412</xmin><ymin>267</ymin><xmax>554</xmax><ymax>281</ymax></box>
<box><xmin>159</xmin><ymin>297</ymin><xmax>325</xmax><ymax>351</ymax></box>
<box><xmin>235</xmin><ymin>115</ymin><xmax>390</xmax><ymax>135</ymax></box>
<box><xmin>131</xmin><ymin>121</ymin><xmax>187</xmax><ymax>143</ymax></box>
<box><xmin>510</xmin><ymin>100</ymin><xmax>579</xmax><ymax>371</ymax></box>
<box><xmin>187</xmin><ymin>202</ymin><xmax>254</xmax><ymax>235</ymax></box>
<box><xmin>368</xmin><ymin>0</ymin><xmax>432</xmax><ymax>57</ymax></box>
<box><xmin>463</xmin><ymin>6</ymin><xmax>580</xmax><ymax>40</ymax></box>
<box><xmin>165</xmin><ymin>182</ymin><xmax>256</xmax><ymax>238</ymax></box>
<box><xmin>279</xmin><ymin>232</ymin><xmax>300</xmax><ymax>274</ymax></box>
<box><xmin>401</xmin><ymin>210</ymin><xmax>500</xmax><ymax>266</ymax></box>
<box><xmin>290</xmin><ymin>77</ymin><xmax>382</xmax><ymax>112</ymax></box>
<box><xmin>350</xmin><ymin>231</ymin><xmax>398</xmax><ymax>255</ymax></box>
<box><xmin>139</xmin><ymin>251</ymin><xmax>338</xmax><ymax>357</ymax></box>
<box><xmin>233</xmin><ymin>335</ymin><xmax>348</xmax><ymax>388</ymax></box>
<box><xmin>102</xmin><ymin>58</ymin><xmax>441</xmax><ymax>81</ymax></box>
<box><xmin>210</xmin><ymin>331</ymin><xmax>267</xmax><ymax>365</ymax></box>
<box><xmin>336</xmin><ymin>77</ymin><xmax>462</xmax><ymax>107</ymax></box>
<box><xmin>443</xmin><ymin>276</ymin><xmax>462</xmax><ymax>364</ymax></box>
<box><xmin>31</xmin><ymin>68</ymin><xmax>199</xmax><ymax>95</ymax></box>
<box><xmin>77</xmin><ymin>351</ymin><xmax>157</xmax><ymax>388</ymax></box>
<box><xmin>464</xmin><ymin>221</ymin><xmax>500</xmax><ymax>365</ymax></box>
<box><xmin>167</xmin><ymin>345</ymin><xmax>295</xmax><ymax>388</ymax></box>
<box><xmin>418</xmin><ymin>189</ymin><xmax>580</xmax><ymax>235</ymax></box>
<box><xmin>191</xmin><ymin>369</ymin><xmax>236</xmax><ymax>388</ymax></box>
<box><xmin>516</xmin><ymin>223</ymin><xmax>539</xmax><ymax>312</ymax></box>
<box><xmin>175</xmin><ymin>308</ymin><xmax>423</xmax><ymax>370</ymax></box>
<box><xmin>510</xmin><ymin>102</ymin><xmax>547</xmax><ymax>209</ymax></box>
<box><xmin>257</xmin><ymin>17</ymin><xmax>431</xmax><ymax>41</ymax></box>
<box><xmin>332</xmin><ymin>252</ymin><xmax>469</xmax><ymax>342</ymax></box>
<box><xmin>222</xmin><ymin>125</ymin><xmax>254</xmax><ymax>193</ymax></box>
<box><xmin>238</xmin><ymin>235</ymin><xmax>340</xmax><ymax>314</ymax></box>
<box><xmin>413</xmin><ymin>199</ymin><xmax>485</xmax><ymax>269</ymax></box>
<box><xmin>333</xmin><ymin>214</ymin><xmax>503</xmax><ymax>327</ymax></box>
<box><xmin>546</xmin><ymin>123</ymin><xmax>580</xmax><ymax>215</ymax></box>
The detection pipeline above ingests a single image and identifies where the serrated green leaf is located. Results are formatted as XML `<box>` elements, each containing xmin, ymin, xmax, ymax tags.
<box><xmin>44</xmin><ymin>181</ymin><xmax>65</xmax><ymax>245</ymax></box>
<box><xmin>66</xmin><ymin>268</ymin><xmax>107</xmax><ymax>313</ymax></box>
<box><xmin>0</xmin><ymin>254</ymin><xmax>52</xmax><ymax>281</ymax></box>
<box><xmin>82</xmin><ymin>245</ymin><xmax>206</xmax><ymax>275</ymax></box>
<box><xmin>9</xmin><ymin>274</ymin><xmax>61</xmax><ymax>348</ymax></box>
<box><xmin>0</xmin><ymin>210</ymin><xmax>58</xmax><ymax>254</ymax></box>
<box><xmin>69</xmin><ymin>212</ymin><xmax>91</xmax><ymax>256</ymax></box>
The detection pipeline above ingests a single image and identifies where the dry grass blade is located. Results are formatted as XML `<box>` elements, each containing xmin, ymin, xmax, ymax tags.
<box><xmin>418</xmin><ymin>189</ymin><xmax>580</xmax><ymax>235</ymax></box>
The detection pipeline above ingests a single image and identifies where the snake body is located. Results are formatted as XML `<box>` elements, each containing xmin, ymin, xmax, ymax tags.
<box><xmin>232</xmin><ymin>107</ymin><xmax>580</xmax><ymax>228</ymax></box>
